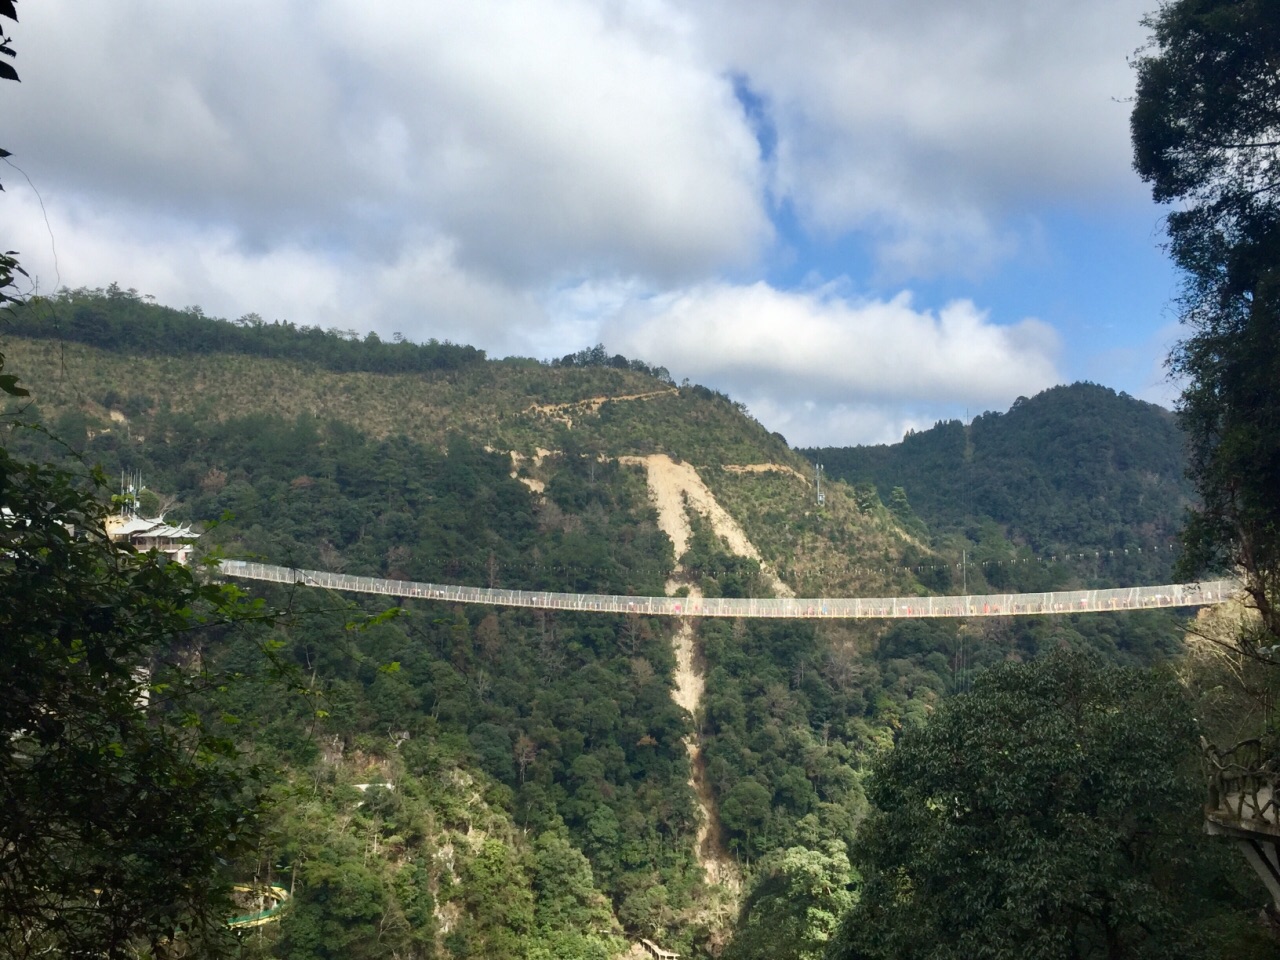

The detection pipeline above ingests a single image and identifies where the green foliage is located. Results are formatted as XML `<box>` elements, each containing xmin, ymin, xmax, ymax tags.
<box><xmin>0</xmin><ymin>285</ymin><xmax>1237</xmax><ymax>955</ymax></box>
<box><xmin>828</xmin><ymin>652</ymin><xmax>1255</xmax><ymax>960</ymax></box>
<box><xmin>5</xmin><ymin>287</ymin><xmax>485</xmax><ymax>373</ymax></box>
<box><xmin>456</xmin><ymin>838</ymin><xmax>535</xmax><ymax>956</ymax></box>
<box><xmin>700</xmin><ymin>618</ymin><xmax>868</xmax><ymax>863</ymax></box>
<box><xmin>0</xmin><ymin>444</ymin><xmax>272</xmax><ymax>958</ymax></box>
<box><xmin>41</xmin><ymin>403</ymin><xmax>702</xmax><ymax>940</ymax></box>
<box><xmin>698</xmin><ymin>466</ymin><xmax>920</xmax><ymax>598</ymax></box>
<box><xmin>530</xmin><ymin>830</ymin><xmax>619</xmax><ymax>938</ymax></box>
<box><xmin>1131</xmin><ymin>0</ymin><xmax>1280</xmax><ymax>218</ymax></box>
<box><xmin>1131</xmin><ymin>0</ymin><xmax>1280</xmax><ymax>644</ymax></box>
<box><xmin>0</xmin><ymin>293</ymin><xmax>798</xmax><ymax>470</ymax></box>
<box><xmin>807</xmin><ymin>384</ymin><xmax>1193</xmax><ymax>587</ymax></box>
<box><xmin>0</xmin><ymin>337</ymin><xmax>692</xmax><ymax>951</ymax></box>
<box><xmin>550</xmin><ymin>342</ymin><xmax>673</xmax><ymax>383</ymax></box>
<box><xmin>260</xmin><ymin>751</ymin><xmax>626</xmax><ymax>960</ymax></box>
<box><xmin>683</xmin><ymin>510</ymin><xmax>768</xmax><ymax>598</ymax></box>
<box><xmin>0</xmin><ymin>252</ymin><xmax>26</xmax><ymax>322</ymax></box>
<box><xmin>725</xmin><ymin>843</ymin><xmax>856</xmax><ymax>960</ymax></box>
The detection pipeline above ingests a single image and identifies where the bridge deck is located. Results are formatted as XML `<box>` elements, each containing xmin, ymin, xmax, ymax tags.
<box><xmin>218</xmin><ymin>560</ymin><xmax>1234</xmax><ymax>619</ymax></box>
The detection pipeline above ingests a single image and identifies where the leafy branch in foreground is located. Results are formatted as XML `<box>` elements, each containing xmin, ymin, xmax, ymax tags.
<box><xmin>0</xmin><ymin>439</ymin><xmax>280</xmax><ymax>960</ymax></box>
<box><xmin>1132</xmin><ymin>0</ymin><xmax>1280</xmax><ymax>648</ymax></box>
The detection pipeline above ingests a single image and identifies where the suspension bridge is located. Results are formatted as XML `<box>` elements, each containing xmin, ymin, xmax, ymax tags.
<box><xmin>218</xmin><ymin>560</ymin><xmax>1235</xmax><ymax>620</ymax></box>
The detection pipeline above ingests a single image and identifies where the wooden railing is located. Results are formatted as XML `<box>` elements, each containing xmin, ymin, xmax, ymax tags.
<box><xmin>1202</xmin><ymin>737</ymin><xmax>1280</xmax><ymax>911</ymax></box>
<box><xmin>638</xmin><ymin>938</ymin><xmax>680</xmax><ymax>959</ymax></box>
<box><xmin>1204</xmin><ymin>737</ymin><xmax>1280</xmax><ymax>827</ymax></box>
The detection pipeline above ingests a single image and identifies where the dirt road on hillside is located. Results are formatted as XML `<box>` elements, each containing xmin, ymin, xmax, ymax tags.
<box><xmin>523</xmin><ymin>390</ymin><xmax>677</xmax><ymax>427</ymax></box>
<box><xmin>722</xmin><ymin>462</ymin><xmax>811</xmax><ymax>483</ymax></box>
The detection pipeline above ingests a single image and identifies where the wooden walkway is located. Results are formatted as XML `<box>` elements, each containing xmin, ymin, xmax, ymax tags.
<box><xmin>218</xmin><ymin>560</ymin><xmax>1235</xmax><ymax>620</ymax></box>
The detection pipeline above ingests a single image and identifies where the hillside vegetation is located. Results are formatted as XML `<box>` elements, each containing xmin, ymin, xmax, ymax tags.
<box><xmin>805</xmin><ymin>383</ymin><xmax>1195</xmax><ymax>589</ymax></box>
<box><xmin>3</xmin><ymin>290</ymin><xmax>1260</xmax><ymax>958</ymax></box>
<box><xmin>1</xmin><ymin>290</ymin><xmax>930</xmax><ymax>956</ymax></box>
<box><xmin>4</xmin><ymin>288</ymin><xmax>924</xmax><ymax>598</ymax></box>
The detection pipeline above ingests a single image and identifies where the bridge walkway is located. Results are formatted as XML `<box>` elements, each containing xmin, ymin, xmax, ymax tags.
<box><xmin>218</xmin><ymin>560</ymin><xmax>1234</xmax><ymax>620</ymax></box>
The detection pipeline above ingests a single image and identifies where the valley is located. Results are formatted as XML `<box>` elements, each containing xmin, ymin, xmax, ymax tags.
<box><xmin>1</xmin><ymin>289</ymin><xmax>1269</xmax><ymax>959</ymax></box>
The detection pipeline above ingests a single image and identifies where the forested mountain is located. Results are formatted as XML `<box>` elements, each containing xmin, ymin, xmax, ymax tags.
<box><xmin>804</xmin><ymin>383</ymin><xmax>1195</xmax><ymax>588</ymax></box>
<box><xmin>2</xmin><ymin>289</ymin><xmax>922</xmax><ymax>957</ymax></box>
<box><xmin>1</xmin><ymin>290</ymin><xmax>1264</xmax><ymax>959</ymax></box>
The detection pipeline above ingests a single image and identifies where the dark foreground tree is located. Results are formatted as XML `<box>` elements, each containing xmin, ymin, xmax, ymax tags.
<box><xmin>1131</xmin><ymin>0</ymin><xmax>1280</xmax><ymax>647</ymax></box>
<box><xmin>1</xmin><ymin>1</ymin><xmax>27</xmax><ymax>318</ymax></box>
<box><xmin>0</xmin><ymin>409</ymin><xmax>273</xmax><ymax>958</ymax></box>
<box><xmin>827</xmin><ymin>652</ymin><xmax>1257</xmax><ymax>960</ymax></box>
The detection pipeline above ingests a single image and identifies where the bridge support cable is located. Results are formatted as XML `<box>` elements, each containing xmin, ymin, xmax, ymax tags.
<box><xmin>217</xmin><ymin>560</ymin><xmax>1235</xmax><ymax>620</ymax></box>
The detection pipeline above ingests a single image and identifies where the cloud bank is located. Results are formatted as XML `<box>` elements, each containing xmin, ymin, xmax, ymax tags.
<box><xmin>2</xmin><ymin>0</ymin><xmax>1160</xmax><ymax>444</ymax></box>
<box><xmin>605</xmin><ymin>282</ymin><xmax>1061</xmax><ymax>444</ymax></box>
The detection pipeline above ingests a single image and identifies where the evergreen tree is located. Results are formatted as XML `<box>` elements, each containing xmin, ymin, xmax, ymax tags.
<box><xmin>827</xmin><ymin>653</ymin><xmax>1247</xmax><ymax>960</ymax></box>
<box><xmin>1132</xmin><ymin>0</ymin><xmax>1280</xmax><ymax>646</ymax></box>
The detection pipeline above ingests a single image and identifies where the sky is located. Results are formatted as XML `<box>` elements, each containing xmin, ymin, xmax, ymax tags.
<box><xmin>2</xmin><ymin>0</ymin><xmax>1185</xmax><ymax>447</ymax></box>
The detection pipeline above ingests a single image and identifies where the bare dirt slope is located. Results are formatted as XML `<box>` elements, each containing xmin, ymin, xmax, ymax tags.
<box><xmin>666</xmin><ymin>583</ymin><xmax>740</xmax><ymax>892</ymax></box>
<box><xmin>619</xmin><ymin>451</ymin><xmax>802</xmax><ymax>894</ymax></box>
<box><xmin>620</xmin><ymin>454</ymin><xmax>791</xmax><ymax>597</ymax></box>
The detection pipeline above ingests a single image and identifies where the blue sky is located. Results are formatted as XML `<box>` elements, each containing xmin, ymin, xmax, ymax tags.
<box><xmin>3</xmin><ymin>0</ymin><xmax>1183</xmax><ymax>445</ymax></box>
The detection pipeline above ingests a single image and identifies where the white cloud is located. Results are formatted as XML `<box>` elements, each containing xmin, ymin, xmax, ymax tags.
<box><xmin>604</xmin><ymin>280</ymin><xmax>1060</xmax><ymax>403</ymax></box>
<box><xmin>741</xmin><ymin>394</ymin><xmax>955</xmax><ymax>448</ymax></box>
<box><xmin>5</xmin><ymin>0</ymin><xmax>1158</xmax><ymax>291</ymax></box>
<box><xmin>3</xmin><ymin>192</ymin><xmax>540</xmax><ymax>353</ymax></box>
<box><xmin>8</xmin><ymin>175</ymin><xmax>1065</xmax><ymax>445</ymax></box>
<box><xmin>694</xmin><ymin>0</ymin><xmax>1155</xmax><ymax>277</ymax></box>
<box><xmin>8</xmin><ymin>0</ymin><xmax>768</xmax><ymax>286</ymax></box>
<box><xmin>337</xmin><ymin>0</ymin><xmax>769</xmax><ymax>281</ymax></box>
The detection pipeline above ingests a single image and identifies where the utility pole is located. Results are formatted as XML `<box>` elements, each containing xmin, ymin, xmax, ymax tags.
<box><xmin>816</xmin><ymin>463</ymin><xmax>825</xmax><ymax>506</ymax></box>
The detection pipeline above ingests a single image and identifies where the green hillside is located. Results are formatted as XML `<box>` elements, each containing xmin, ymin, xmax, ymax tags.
<box><xmin>3</xmin><ymin>288</ymin><xmax>925</xmax><ymax>599</ymax></box>
<box><xmin>3</xmin><ymin>291</ymin><xmax>1260</xmax><ymax>959</ymax></box>
<box><xmin>804</xmin><ymin>383</ymin><xmax>1195</xmax><ymax>588</ymax></box>
<box><xmin>1</xmin><ymin>290</ymin><xmax>929</xmax><ymax>956</ymax></box>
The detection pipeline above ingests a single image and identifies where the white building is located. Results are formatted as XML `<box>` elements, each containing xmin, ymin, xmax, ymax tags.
<box><xmin>105</xmin><ymin>514</ymin><xmax>200</xmax><ymax>565</ymax></box>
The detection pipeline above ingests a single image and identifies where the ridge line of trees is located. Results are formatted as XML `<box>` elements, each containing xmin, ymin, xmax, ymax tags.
<box><xmin>2</xmin><ymin>286</ymin><xmax>486</xmax><ymax>374</ymax></box>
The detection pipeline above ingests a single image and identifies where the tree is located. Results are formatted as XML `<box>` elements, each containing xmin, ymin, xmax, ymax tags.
<box><xmin>725</xmin><ymin>842</ymin><xmax>855</xmax><ymax>960</ymax></box>
<box><xmin>0</xmin><ymin>428</ymin><xmax>273</xmax><ymax>958</ymax></box>
<box><xmin>1</xmin><ymin>0</ymin><xmax>27</xmax><ymax>319</ymax></box>
<box><xmin>827</xmin><ymin>652</ymin><xmax>1246</xmax><ymax>960</ymax></box>
<box><xmin>721</xmin><ymin>778</ymin><xmax>773</xmax><ymax>859</ymax></box>
<box><xmin>1131</xmin><ymin>0</ymin><xmax>1280</xmax><ymax>647</ymax></box>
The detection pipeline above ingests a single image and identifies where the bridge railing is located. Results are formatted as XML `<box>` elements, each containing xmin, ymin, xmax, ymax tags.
<box><xmin>217</xmin><ymin>560</ymin><xmax>1235</xmax><ymax>620</ymax></box>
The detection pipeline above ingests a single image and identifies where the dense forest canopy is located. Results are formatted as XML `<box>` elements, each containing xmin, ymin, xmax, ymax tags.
<box><xmin>805</xmin><ymin>383</ymin><xmax>1195</xmax><ymax>587</ymax></box>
